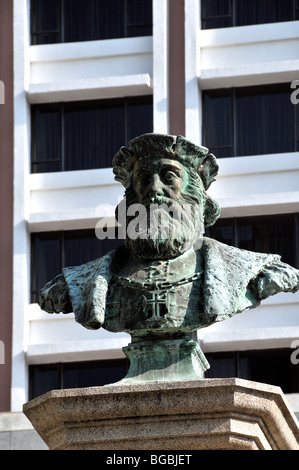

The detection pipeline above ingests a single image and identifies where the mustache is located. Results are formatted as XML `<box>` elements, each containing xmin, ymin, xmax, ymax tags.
<box><xmin>142</xmin><ymin>195</ymin><xmax>182</xmax><ymax>209</ymax></box>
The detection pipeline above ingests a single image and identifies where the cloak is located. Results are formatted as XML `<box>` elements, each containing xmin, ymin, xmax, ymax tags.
<box><xmin>38</xmin><ymin>237</ymin><xmax>299</xmax><ymax>330</ymax></box>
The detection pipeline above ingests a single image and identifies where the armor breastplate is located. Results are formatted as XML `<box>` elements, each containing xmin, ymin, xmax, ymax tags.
<box><xmin>104</xmin><ymin>249</ymin><xmax>205</xmax><ymax>337</ymax></box>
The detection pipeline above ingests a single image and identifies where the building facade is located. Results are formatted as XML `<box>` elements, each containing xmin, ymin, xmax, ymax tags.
<box><xmin>0</xmin><ymin>0</ymin><xmax>299</xmax><ymax>449</ymax></box>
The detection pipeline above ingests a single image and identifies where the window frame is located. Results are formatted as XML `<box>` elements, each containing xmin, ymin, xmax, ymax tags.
<box><xmin>30</xmin><ymin>0</ymin><xmax>153</xmax><ymax>45</ymax></box>
<box><xmin>202</xmin><ymin>83</ymin><xmax>298</xmax><ymax>158</ymax></box>
<box><xmin>205</xmin><ymin>348</ymin><xmax>299</xmax><ymax>393</ymax></box>
<box><xmin>201</xmin><ymin>0</ymin><xmax>298</xmax><ymax>30</ymax></box>
<box><xmin>205</xmin><ymin>213</ymin><xmax>299</xmax><ymax>270</ymax></box>
<box><xmin>31</xmin><ymin>95</ymin><xmax>153</xmax><ymax>174</ymax></box>
<box><xmin>29</xmin><ymin>359</ymin><xmax>129</xmax><ymax>399</ymax></box>
<box><xmin>30</xmin><ymin>229</ymin><xmax>122</xmax><ymax>303</ymax></box>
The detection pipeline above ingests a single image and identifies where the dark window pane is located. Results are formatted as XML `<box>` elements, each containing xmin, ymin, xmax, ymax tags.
<box><xmin>205</xmin><ymin>349</ymin><xmax>299</xmax><ymax>393</ymax></box>
<box><xmin>201</xmin><ymin>0</ymin><xmax>232</xmax><ymax>28</ymax></box>
<box><xmin>63</xmin><ymin>360</ymin><xmax>127</xmax><ymax>388</ymax></box>
<box><xmin>31</xmin><ymin>230</ymin><xmax>122</xmax><ymax>302</ymax></box>
<box><xmin>64</xmin><ymin>0</ymin><xmax>124</xmax><ymax>43</ymax></box>
<box><xmin>64</xmin><ymin>230</ymin><xmax>121</xmax><ymax>267</ymax></box>
<box><xmin>126</xmin><ymin>0</ymin><xmax>153</xmax><ymax>37</ymax></box>
<box><xmin>201</xmin><ymin>0</ymin><xmax>296</xmax><ymax>29</ymax></box>
<box><xmin>202</xmin><ymin>91</ymin><xmax>233</xmax><ymax>158</ymax></box>
<box><xmin>32</xmin><ymin>32</ymin><xmax>61</xmax><ymax>45</ymax></box>
<box><xmin>31</xmin><ymin>0</ymin><xmax>61</xmax><ymax>45</ymax></box>
<box><xmin>203</xmin><ymin>17</ymin><xmax>233</xmax><ymax>29</ymax></box>
<box><xmin>236</xmin><ymin>88</ymin><xmax>294</xmax><ymax>156</ymax></box>
<box><xmin>202</xmin><ymin>0</ymin><xmax>231</xmax><ymax>18</ymax></box>
<box><xmin>31</xmin><ymin>98</ymin><xmax>153</xmax><ymax>173</ymax></box>
<box><xmin>236</xmin><ymin>0</ymin><xmax>294</xmax><ymax>27</ymax></box>
<box><xmin>31</xmin><ymin>0</ymin><xmax>152</xmax><ymax>44</ymax></box>
<box><xmin>64</xmin><ymin>230</ymin><xmax>101</xmax><ymax>267</ymax></box>
<box><xmin>29</xmin><ymin>360</ymin><xmax>129</xmax><ymax>399</ymax></box>
<box><xmin>205</xmin><ymin>218</ymin><xmax>234</xmax><ymax>245</ymax></box>
<box><xmin>31</xmin><ymin>233</ymin><xmax>61</xmax><ymax>303</ymax></box>
<box><xmin>29</xmin><ymin>364</ymin><xmax>60</xmax><ymax>399</ymax></box>
<box><xmin>205</xmin><ymin>352</ymin><xmax>236</xmax><ymax>378</ymax></box>
<box><xmin>239</xmin><ymin>350</ymin><xmax>299</xmax><ymax>393</ymax></box>
<box><xmin>127</xmin><ymin>97</ymin><xmax>153</xmax><ymax>142</ymax></box>
<box><xmin>237</xmin><ymin>215</ymin><xmax>296</xmax><ymax>267</ymax></box>
<box><xmin>31</xmin><ymin>105</ymin><xmax>61</xmax><ymax>173</ymax></box>
<box><xmin>32</xmin><ymin>161</ymin><xmax>60</xmax><ymax>173</ymax></box>
<box><xmin>64</xmin><ymin>101</ymin><xmax>125</xmax><ymax>171</ymax></box>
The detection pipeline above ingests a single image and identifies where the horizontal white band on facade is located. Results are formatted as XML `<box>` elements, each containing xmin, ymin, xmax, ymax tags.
<box><xmin>29</xmin><ymin>167</ymin><xmax>116</xmax><ymax>190</ymax></box>
<box><xmin>28</xmin><ymin>152</ymin><xmax>299</xmax><ymax>189</ymax></box>
<box><xmin>27</xmin><ymin>152</ymin><xmax>299</xmax><ymax>230</ymax></box>
<box><xmin>217</xmin><ymin>191</ymin><xmax>299</xmax><ymax>218</ymax></box>
<box><xmin>197</xmin><ymin>20</ymin><xmax>299</xmax><ymax>89</ymax></box>
<box><xmin>28</xmin><ymin>211</ymin><xmax>116</xmax><ymax>232</ymax></box>
<box><xmin>29</xmin><ymin>36</ymin><xmax>153</xmax><ymax>63</ymax></box>
<box><xmin>26</xmin><ymin>338</ymin><xmax>129</xmax><ymax>364</ymax></box>
<box><xmin>200</xmin><ymin>326</ymin><xmax>299</xmax><ymax>353</ymax></box>
<box><xmin>27</xmin><ymin>191</ymin><xmax>299</xmax><ymax>232</ymax></box>
<box><xmin>198</xmin><ymin>21</ymin><xmax>299</xmax><ymax>48</ymax></box>
<box><xmin>27</xmin><ymin>74</ymin><xmax>153</xmax><ymax>104</ymax></box>
<box><xmin>199</xmin><ymin>61</ymin><xmax>299</xmax><ymax>90</ymax></box>
<box><xmin>217</xmin><ymin>152</ymin><xmax>299</xmax><ymax>177</ymax></box>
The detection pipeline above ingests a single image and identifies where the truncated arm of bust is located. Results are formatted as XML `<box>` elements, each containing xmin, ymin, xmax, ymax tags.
<box><xmin>38</xmin><ymin>274</ymin><xmax>73</xmax><ymax>314</ymax></box>
<box><xmin>252</xmin><ymin>260</ymin><xmax>299</xmax><ymax>300</ymax></box>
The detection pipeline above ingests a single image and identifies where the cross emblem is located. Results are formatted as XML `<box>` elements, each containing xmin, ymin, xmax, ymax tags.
<box><xmin>143</xmin><ymin>290</ymin><xmax>167</xmax><ymax>324</ymax></box>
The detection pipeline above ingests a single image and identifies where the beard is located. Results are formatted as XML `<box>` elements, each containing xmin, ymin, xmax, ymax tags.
<box><xmin>124</xmin><ymin>196</ymin><xmax>204</xmax><ymax>260</ymax></box>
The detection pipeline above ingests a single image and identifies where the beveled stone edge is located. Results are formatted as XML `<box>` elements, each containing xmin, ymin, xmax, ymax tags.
<box><xmin>23</xmin><ymin>377</ymin><xmax>299</xmax><ymax>450</ymax></box>
<box><xmin>44</xmin><ymin>411</ymin><xmax>274</xmax><ymax>450</ymax></box>
<box><xmin>23</xmin><ymin>377</ymin><xmax>284</xmax><ymax>408</ymax></box>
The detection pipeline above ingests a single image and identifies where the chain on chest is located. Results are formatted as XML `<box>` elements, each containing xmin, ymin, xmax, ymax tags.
<box><xmin>111</xmin><ymin>271</ymin><xmax>203</xmax><ymax>326</ymax></box>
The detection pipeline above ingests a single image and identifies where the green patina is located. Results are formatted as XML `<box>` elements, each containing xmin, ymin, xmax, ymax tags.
<box><xmin>38</xmin><ymin>133</ymin><xmax>299</xmax><ymax>384</ymax></box>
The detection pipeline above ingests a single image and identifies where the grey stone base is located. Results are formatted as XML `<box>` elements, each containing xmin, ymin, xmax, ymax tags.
<box><xmin>23</xmin><ymin>378</ymin><xmax>299</xmax><ymax>450</ymax></box>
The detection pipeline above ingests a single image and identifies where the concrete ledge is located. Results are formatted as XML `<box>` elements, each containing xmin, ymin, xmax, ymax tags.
<box><xmin>0</xmin><ymin>413</ymin><xmax>48</xmax><ymax>450</ymax></box>
<box><xmin>27</xmin><ymin>74</ymin><xmax>153</xmax><ymax>104</ymax></box>
<box><xmin>23</xmin><ymin>378</ymin><xmax>299</xmax><ymax>450</ymax></box>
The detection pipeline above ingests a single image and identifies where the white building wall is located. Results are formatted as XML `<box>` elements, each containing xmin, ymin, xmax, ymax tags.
<box><xmin>11</xmin><ymin>0</ymin><xmax>299</xmax><ymax>413</ymax></box>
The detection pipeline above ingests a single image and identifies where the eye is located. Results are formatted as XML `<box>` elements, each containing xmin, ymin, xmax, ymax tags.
<box><xmin>161</xmin><ymin>171</ymin><xmax>179</xmax><ymax>183</ymax></box>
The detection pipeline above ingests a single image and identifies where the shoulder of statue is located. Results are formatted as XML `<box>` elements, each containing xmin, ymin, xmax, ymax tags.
<box><xmin>202</xmin><ymin>236</ymin><xmax>279</xmax><ymax>266</ymax></box>
<box><xmin>38</xmin><ymin>273</ymin><xmax>72</xmax><ymax>314</ymax></box>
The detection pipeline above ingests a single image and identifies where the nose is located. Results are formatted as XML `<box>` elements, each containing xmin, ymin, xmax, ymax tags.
<box><xmin>148</xmin><ymin>174</ymin><xmax>164</xmax><ymax>198</ymax></box>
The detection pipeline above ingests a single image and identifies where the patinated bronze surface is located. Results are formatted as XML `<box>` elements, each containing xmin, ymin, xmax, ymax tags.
<box><xmin>38</xmin><ymin>134</ymin><xmax>299</xmax><ymax>383</ymax></box>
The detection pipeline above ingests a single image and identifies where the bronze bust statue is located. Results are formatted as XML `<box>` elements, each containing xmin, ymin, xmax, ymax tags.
<box><xmin>38</xmin><ymin>134</ymin><xmax>299</xmax><ymax>383</ymax></box>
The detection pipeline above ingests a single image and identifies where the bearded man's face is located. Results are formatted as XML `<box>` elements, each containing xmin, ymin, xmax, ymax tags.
<box><xmin>122</xmin><ymin>158</ymin><xmax>205</xmax><ymax>260</ymax></box>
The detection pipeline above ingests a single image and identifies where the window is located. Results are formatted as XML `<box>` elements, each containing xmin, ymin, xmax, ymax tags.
<box><xmin>31</xmin><ymin>0</ymin><xmax>152</xmax><ymax>45</ymax></box>
<box><xmin>29</xmin><ymin>349</ymin><xmax>299</xmax><ymax>398</ymax></box>
<box><xmin>29</xmin><ymin>359</ymin><xmax>129</xmax><ymax>399</ymax></box>
<box><xmin>31</xmin><ymin>96</ymin><xmax>153</xmax><ymax>173</ymax></box>
<box><xmin>31</xmin><ymin>229</ymin><xmax>122</xmax><ymax>303</ymax></box>
<box><xmin>205</xmin><ymin>349</ymin><xmax>299</xmax><ymax>393</ymax></box>
<box><xmin>202</xmin><ymin>84</ymin><xmax>298</xmax><ymax>158</ymax></box>
<box><xmin>201</xmin><ymin>0</ymin><xmax>298</xmax><ymax>29</ymax></box>
<box><xmin>206</xmin><ymin>213</ymin><xmax>299</xmax><ymax>269</ymax></box>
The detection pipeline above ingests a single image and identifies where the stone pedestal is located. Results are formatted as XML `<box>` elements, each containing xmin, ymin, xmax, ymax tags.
<box><xmin>23</xmin><ymin>378</ymin><xmax>299</xmax><ymax>450</ymax></box>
